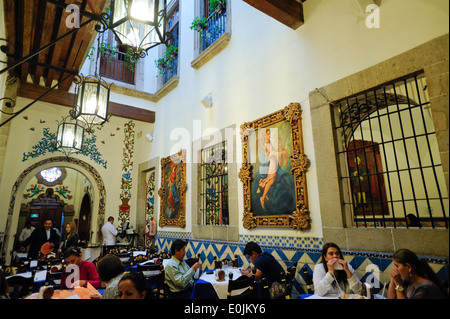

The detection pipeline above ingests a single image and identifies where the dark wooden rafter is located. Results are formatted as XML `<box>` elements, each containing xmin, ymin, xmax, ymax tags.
<box><xmin>242</xmin><ymin>0</ymin><xmax>305</xmax><ymax>30</ymax></box>
<box><xmin>1</xmin><ymin>0</ymin><xmax>158</xmax><ymax>125</ymax></box>
<box><xmin>18</xmin><ymin>81</ymin><xmax>156</xmax><ymax>124</ymax></box>
<box><xmin>2</xmin><ymin>0</ymin><xmax>107</xmax><ymax>89</ymax></box>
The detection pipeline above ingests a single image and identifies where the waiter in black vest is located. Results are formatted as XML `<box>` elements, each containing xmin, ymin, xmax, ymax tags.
<box><xmin>21</xmin><ymin>218</ymin><xmax>60</xmax><ymax>260</ymax></box>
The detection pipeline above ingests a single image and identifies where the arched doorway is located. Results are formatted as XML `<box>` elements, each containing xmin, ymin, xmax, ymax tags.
<box><xmin>78</xmin><ymin>193</ymin><xmax>92</xmax><ymax>242</ymax></box>
<box><xmin>2</xmin><ymin>156</ymin><xmax>106</xmax><ymax>264</ymax></box>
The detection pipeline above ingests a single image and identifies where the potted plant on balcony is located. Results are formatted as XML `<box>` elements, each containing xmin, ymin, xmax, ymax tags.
<box><xmin>209</xmin><ymin>0</ymin><xmax>226</xmax><ymax>15</ymax></box>
<box><xmin>155</xmin><ymin>45</ymin><xmax>178</xmax><ymax>75</ymax></box>
<box><xmin>190</xmin><ymin>16</ymin><xmax>208</xmax><ymax>33</ymax></box>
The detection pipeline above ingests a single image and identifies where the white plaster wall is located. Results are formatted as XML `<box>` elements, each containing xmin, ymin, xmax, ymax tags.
<box><xmin>147</xmin><ymin>0</ymin><xmax>449</xmax><ymax>239</ymax></box>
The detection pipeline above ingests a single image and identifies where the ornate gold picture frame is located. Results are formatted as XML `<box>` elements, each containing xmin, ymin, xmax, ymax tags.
<box><xmin>158</xmin><ymin>150</ymin><xmax>187</xmax><ymax>228</ymax></box>
<box><xmin>239</xmin><ymin>103</ymin><xmax>311</xmax><ymax>230</ymax></box>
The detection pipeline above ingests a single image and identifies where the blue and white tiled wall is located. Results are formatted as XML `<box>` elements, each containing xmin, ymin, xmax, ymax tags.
<box><xmin>156</xmin><ymin>232</ymin><xmax>449</xmax><ymax>297</ymax></box>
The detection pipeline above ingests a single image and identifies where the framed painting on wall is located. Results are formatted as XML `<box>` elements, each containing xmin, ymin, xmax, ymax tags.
<box><xmin>158</xmin><ymin>150</ymin><xmax>187</xmax><ymax>228</ymax></box>
<box><xmin>239</xmin><ymin>103</ymin><xmax>311</xmax><ymax>230</ymax></box>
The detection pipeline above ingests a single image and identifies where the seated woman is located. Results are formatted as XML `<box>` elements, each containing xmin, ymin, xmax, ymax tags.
<box><xmin>58</xmin><ymin>222</ymin><xmax>79</xmax><ymax>255</ymax></box>
<box><xmin>97</xmin><ymin>254</ymin><xmax>126</xmax><ymax>299</ymax></box>
<box><xmin>313</xmin><ymin>243</ymin><xmax>363</xmax><ymax>296</ymax></box>
<box><xmin>388</xmin><ymin>249</ymin><xmax>447</xmax><ymax>299</ymax></box>
<box><xmin>61</xmin><ymin>247</ymin><xmax>101</xmax><ymax>289</ymax></box>
<box><xmin>117</xmin><ymin>272</ymin><xmax>147</xmax><ymax>299</ymax></box>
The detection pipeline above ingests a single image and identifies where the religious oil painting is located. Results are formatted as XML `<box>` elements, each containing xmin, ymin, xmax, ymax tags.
<box><xmin>158</xmin><ymin>150</ymin><xmax>187</xmax><ymax>228</ymax></box>
<box><xmin>239</xmin><ymin>103</ymin><xmax>311</xmax><ymax>230</ymax></box>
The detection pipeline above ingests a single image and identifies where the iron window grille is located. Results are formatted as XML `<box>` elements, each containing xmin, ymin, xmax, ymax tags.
<box><xmin>200</xmin><ymin>141</ymin><xmax>229</xmax><ymax>226</ymax></box>
<box><xmin>334</xmin><ymin>71</ymin><xmax>448</xmax><ymax>229</ymax></box>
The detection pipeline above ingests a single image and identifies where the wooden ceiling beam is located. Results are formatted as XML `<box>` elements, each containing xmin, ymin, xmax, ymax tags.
<box><xmin>242</xmin><ymin>0</ymin><xmax>305</xmax><ymax>30</ymax></box>
<box><xmin>21</xmin><ymin>0</ymin><xmax>35</xmax><ymax>81</ymax></box>
<box><xmin>30</xmin><ymin>0</ymin><xmax>48</xmax><ymax>84</ymax></box>
<box><xmin>17</xmin><ymin>81</ymin><xmax>156</xmax><ymax>124</ymax></box>
<box><xmin>33</xmin><ymin>0</ymin><xmax>56</xmax><ymax>85</ymax></box>
<box><xmin>45</xmin><ymin>0</ymin><xmax>78</xmax><ymax>87</ymax></box>
<box><xmin>58</xmin><ymin>0</ymin><xmax>104</xmax><ymax>91</ymax></box>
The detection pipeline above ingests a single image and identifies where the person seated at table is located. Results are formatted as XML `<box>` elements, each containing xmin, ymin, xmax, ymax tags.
<box><xmin>241</xmin><ymin>241</ymin><xmax>284</xmax><ymax>286</ymax></box>
<box><xmin>97</xmin><ymin>254</ymin><xmax>126</xmax><ymax>299</ymax></box>
<box><xmin>313</xmin><ymin>242</ymin><xmax>363</xmax><ymax>297</ymax></box>
<box><xmin>58</xmin><ymin>222</ymin><xmax>79</xmax><ymax>255</ymax></box>
<box><xmin>118</xmin><ymin>272</ymin><xmax>147</xmax><ymax>299</ymax></box>
<box><xmin>18</xmin><ymin>221</ymin><xmax>35</xmax><ymax>245</ymax></box>
<box><xmin>388</xmin><ymin>248</ymin><xmax>448</xmax><ymax>299</ymax></box>
<box><xmin>165</xmin><ymin>239</ymin><xmax>202</xmax><ymax>299</ymax></box>
<box><xmin>61</xmin><ymin>246</ymin><xmax>102</xmax><ymax>289</ymax></box>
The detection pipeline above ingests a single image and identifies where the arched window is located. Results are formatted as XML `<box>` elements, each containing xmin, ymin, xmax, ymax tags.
<box><xmin>37</xmin><ymin>167</ymin><xmax>66</xmax><ymax>186</ymax></box>
<box><xmin>335</xmin><ymin>72</ymin><xmax>448</xmax><ymax>229</ymax></box>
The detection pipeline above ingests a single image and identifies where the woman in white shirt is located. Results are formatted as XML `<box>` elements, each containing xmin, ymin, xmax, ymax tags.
<box><xmin>313</xmin><ymin>243</ymin><xmax>363</xmax><ymax>296</ymax></box>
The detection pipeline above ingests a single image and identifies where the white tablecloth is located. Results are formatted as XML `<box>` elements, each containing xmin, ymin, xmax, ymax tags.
<box><xmin>198</xmin><ymin>268</ymin><xmax>247</xmax><ymax>299</ymax></box>
<box><xmin>81</xmin><ymin>246</ymin><xmax>101</xmax><ymax>262</ymax></box>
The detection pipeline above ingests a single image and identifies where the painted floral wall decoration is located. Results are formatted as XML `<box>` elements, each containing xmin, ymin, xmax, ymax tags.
<box><xmin>118</xmin><ymin>120</ymin><xmax>135</xmax><ymax>224</ymax></box>
<box><xmin>22</xmin><ymin>128</ymin><xmax>108</xmax><ymax>169</ymax></box>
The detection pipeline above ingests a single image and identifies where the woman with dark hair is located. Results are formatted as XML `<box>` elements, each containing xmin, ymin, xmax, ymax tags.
<box><xmin>97</xmin><ymin>254</ymin><xmax>126</xmax><ymax>299</ymax></box>
<box><xmin>60</xmin><ymin>246</ymin><xmax>101</xmax><ymax>289</ymax></box>
<box><xmin>388</xmin><ymin>249</ymin><xmax>447</xmax><ymax>299</ymax></box>
<box><xmin>313</xmin><ymin>243</ymin><xmax>363</xmax><ymax>296</ymax></box>
<box><xmin>117</xmin><ymin>272</ymin><xmax>147</xmax><ymax>299</ymax></box>
<box><xmin>406</xmin><ymin>214</ymin><xmax>421</xmax><ymax>227</ymax></box>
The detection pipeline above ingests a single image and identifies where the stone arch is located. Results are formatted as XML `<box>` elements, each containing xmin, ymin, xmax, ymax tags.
<box><xmin>3</xmin><ymin>156</ymin><xmax>106</xmax><ymax>262</ymax></box>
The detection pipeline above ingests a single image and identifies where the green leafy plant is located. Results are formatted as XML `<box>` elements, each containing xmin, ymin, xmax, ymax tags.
<box><xmin>190</xmin><ymin>0</ymin><xmax>226</xmax><ymax>35</ymax></box>
<box><xmin>155</xmin><ymin>45</ymin><xmax>178</xmax><ymax>75</ymax></box>
<box><xmin>209</xmin><ymin>0</ymin><xmax>226</xmax><ymax>14</ymax></box>
<box><xmin>87</xmin><ymin>42</ymin><xmax>138</xmax><ymax>72</ymax></box>
<box><xmin>190</xmin><ymin>16</ymin><xmax>208</xmax><ymax>32</ymax></box>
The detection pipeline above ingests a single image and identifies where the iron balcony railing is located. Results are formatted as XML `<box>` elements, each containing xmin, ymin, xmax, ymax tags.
<box><xmin>99</xmin><ymin>50</ymin><xmax>135</xmax><ymax>85</ymax></box>
<box><xmin>159</xmin><ymin>55</ymin><xmax>178</xmax><ymax>86</ymax></box>
<box><xmin>200</xmin><ymin>7</ymin><xmax>227</xmax><ymax>52</ymax></box>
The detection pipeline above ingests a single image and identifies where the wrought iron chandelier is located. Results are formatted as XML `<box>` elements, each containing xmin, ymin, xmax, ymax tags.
<box><xmin>55</xmin><ymin>115</ymin><xmax>85</xmax><ymax>156</ymax></box>
<box><xmin>0</xmin><ymin>0</ymin><xmax>170</xmax><ymax>129</ymax></box>
<box><xmin>70</xmin><ymin>74</ymin><xmax>112</xmax><ymax>134</ymax></box>
<box><xmin>108</xmin><ymin>0</ymin><xmax>172</xmax><ymax>62</ymax></box>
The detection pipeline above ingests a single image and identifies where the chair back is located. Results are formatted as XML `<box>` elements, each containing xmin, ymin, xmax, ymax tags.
<box><xmin>262</xmin><ymin>272</ymin><xmax>290</xmax><ymax>299</ymax></box>
<box><xmin>213</xmin><ymin>256</ymin><xmax>222</xmax><ymax>269</ymax></box>
<box><xmin>232</xmin><ymin>255</ymin><xmax>239</xmax><ymax>268</ymax></box>
<box><xmin>285</xmin><ymin>262</ymin><xmax>297</xmax><ymax>295</ymax></box>
<box><xmin>6</xmin><ymin>273</ymin><xmax>35</xmax><ymax>299</ymax></box>
<box><xmin>114</xmin><ymin>251</ymin><xmax>132</xmax><ymax>267</ymax></box>
<box><xmin>302</xmin><ymin>265</ymin><xmax>314</xmax><ymax>294</ymax></box>
<box><xmin>137</xmin><ymin>263</ymin><xmax>163</xmax><ymax>277</ymax></box>
<box><xmin>227</xmin><ymin>271</ymin><xmax>256</xmax><ymax>299</ymax></box>
<box><xmin>140</xmin><ymin>265</ymin><xmax>164</xmax><ymax>299</ymax></box>
<box><xmin>185</xmin><ymin>254</ymin><xmax>201</xmax><ymax>267</ymax></box>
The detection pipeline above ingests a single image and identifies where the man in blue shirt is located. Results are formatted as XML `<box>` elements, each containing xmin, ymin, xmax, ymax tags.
<box><xmin>165</xmin><ymin>239</ymin><xmax>202</xmax><ymax>298</ymax></box>
<box><xmin>241</xmin><ymin>241</ymin><xmax>284</xmax><ymax>285</ymax></box>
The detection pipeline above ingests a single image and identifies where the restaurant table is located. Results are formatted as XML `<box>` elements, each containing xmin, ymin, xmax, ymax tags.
<box><xmin>6</xmin><ymin>269</ymin><xmax>47</xmax><ymax>285</ymax></box>
<box><xmin>81</xmin><ymin>246</ymin><xmax>101</xmax><ymax>262</ymax></box>
<box><xmin>191</xmin><ymin>268</ymin><xmax>263</xmax><ymax>299</ymax></box>
<box><xmin>25</xmin><ymin>284</ymin><xmax>102</xmax><ymax>299</ymax></box>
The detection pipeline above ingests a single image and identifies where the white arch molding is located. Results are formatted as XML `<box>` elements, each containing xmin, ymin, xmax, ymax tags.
<box><xmin>2</xmin><ymin>156</ymin><xmax>106</xmax><ymax>264</ymax></box>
